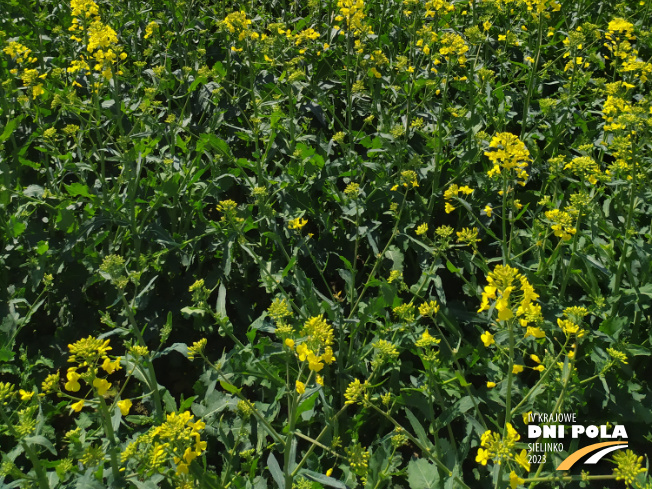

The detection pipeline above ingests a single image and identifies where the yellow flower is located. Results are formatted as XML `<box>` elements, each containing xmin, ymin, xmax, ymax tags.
<box><xmin>284</xmin><ymin>338</ymin><xmax>295</xmax><ymax>349</ymax></box>
<box><xmin>344</xmin><ymin>378</ymin><xmax>366</xmax><ymax>405</ymax></box>
<box><xmin>65</xmin><ymin>371</ymin><xmax>81</xmax><ymax>392</ymax></box>
<box><xmin>530</xmin><ymin>354</ymin><xmax>541</xmax><ymax>364</ymax></box>
<box><xmin>486</xmin><ymin>381</ymin><xmax>496</xmax><ymax>388</ymax></box>
<box><xmin>295</xmin><ymin>381</ymin><xmax>306</xmax><ymax>394</ymax></box>
<box><xmin>524</xmin><ymin>326</ymin><xmax>545</xmax><ymax>339</ymax></box>
<box><xmin>288</xmin><ymin>217</ymin><xmax>308</xmax><ymax>230</ymax></box>
<box><xmin>296</xmin><ymin>343</ymin><xmax>309</xmax><ymax>361</ymax></box>
<box><xmin>118</xmin><ymin>399</ymin><xmax>132</xmax><ymax>416</ymax></box>
<box><xmin>70</xmin><ymin>399</ymin><xmax>85</xmax><ymax>412</ymax></box>
<box><xmin>512</xmin><ymin>364</ymin><xmax>524</xmax><ymax>374</ymax></box>
<box><xmin>509</xmin><ymin>471</ymin><xmax>525</xmax><ymax>488</ymax></box>
<box><xmin>188</xmin><ymin>338</ymin><xmax>207</xmax><ymax>360</ymax></box>
<box><xmin>19</xmin><ymin>389</ymin><xmax>34</xmax><ymax>401</ymax></box>
<box><xmin>522</xmin><ymin>411</ymin><xmax>532</xmax><ymax>424</ymax></box>
<box><xmin>418</xmin><ymin>300</ymin><xmax>440</xmax><ymax>317</ymax></box>
<box><xmin>307</xmin><ymin>351</ymin><xmax>325</xmax><ymax>372</ymax></box>
<box><xmin>143</xmin><ymin>21</ymin><xmax>159</xmax><ymax>39</ymax></box>
<box><xmin>93</xmin><ymin>378</ymin><xmax>112</xmax><ymax>396</ymax></box>
<box><xmin>484</xmin><ymin>205</ymin><xmax>493</xmax><ymax>217</ymax></box>
<box><xmin>445</xmin><ymin>202</ymin><xmax>456</xmax><ymax>213</ymax></box>
<box><xmin>612</xmin><ymin>449</ymin><xmax>646</xmax><ymax>485</ymax></box>
<box><xmin>476</xmin><ymin>447</ymin><xmax>489</xmax><ymax>465</ymax></box>
<box><xmin>532</xmin><ymin>364</ymin><xmax>544</xmax><ymax>372</ymax></box>
<box><xmin>415</xmin><ymin>223</ymin><xmax>428</xmax><ymax>236</ymax></box>
<box><xmin>515</xmin><ymin>449</ymin><xmax>531</xmax><ymax>471</ymax></box>
<box><xmin>481</xmin><ymin>331</ymin><xmax>495</xmax><ymax>347</ymax></box>
<box><xmin>101</xmin><ymin>357</ymin><xmax>121</xmax><ymax>374</ymax></box>
<box><xmin>484</xmin><ymin>133</ymin><xmax>531</xmax><ymax>184</ymax></box>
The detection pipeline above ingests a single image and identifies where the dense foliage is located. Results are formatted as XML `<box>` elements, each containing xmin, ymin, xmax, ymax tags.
<box><xmin>1</xmin><ymin>0</ymin><xmax>651</xmax><ymax>487</ymax></box>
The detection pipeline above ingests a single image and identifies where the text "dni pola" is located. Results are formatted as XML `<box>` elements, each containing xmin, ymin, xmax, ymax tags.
<box><xmin>528</xmin><ymin>424</ymin><xmax>628</xmax><ymax>439</ymax></box>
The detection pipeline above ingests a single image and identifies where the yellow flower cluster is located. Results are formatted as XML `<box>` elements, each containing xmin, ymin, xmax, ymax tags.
<box><xmin>439</xmin><ymin>33</ymin><xmax>469</xmax><ymax>64</ymax></box>
<box><xmin>443</xmin><ymin>184</ymin><xmax>473</xmax><ymax>213</ymax></box>
<box><xmin>484</xmin><ymin>133</ymin><xmax>531</xmax><ymax>185</ymax></box>
<box><xmin>64</xmin><ymin>336</ymin><xmax>131</xmax><ymax>415</ymax></box>
<box><xmin>288</xmin><ymin>217</ymin><xmax>308</xmax><ymax>230</ymax></box>
<box><xmin>393</xmin><ymin>302</ymin><xmax>416</xmax><ymax>322</ymax></box>
<box><xmin>285</xmin><ymin>316</ymin><xmax>335</xmax><ymax>393</ymax></box>
<box><xmin>563</xmin><ymin>156</ymin><xmax>604</xmax><ymax>185</ymax></box>
<box><xmin>71</xmin><ymin>0</ymin><xmax>99</xmax><ymax>17</ymax></box>
<box><xmin>187</xmin><ymin>338</ymin><xmax>207</xmax><ymax>361</ymax></box>
<box><xmin>604</xmin><ymin>18</ymin><xmax>652</xmax><ymax>83</ymax></box>
<box><xmin>143</xmin><ymin>21</ymin><xmax>159</xmax><ymax>39</ymax></box>
<box><xmin>557</xmin><ymin>306</ymin><xmax>588</xmax><ymax>337</ymax></box>
<box><xmin>418</xmin><ymin>300</ymin><xmax>440</xmax><ymax>316</ymax></box>
<box><xmin>344</xmin><ymin>378</ymin><xmax>368</xmax><ymax>404</ymax></box>
<box><xmin>68</xmin><ymin>0</ymin><xmax>126</xmax><ymax>82</ymax></box>
<box><xmin>521</xmin><ymin>0</ymin><xmax>561</xmax><ymax>14</ymax></box>
<box><xmin>415</xmin><ymin>329</ymin><xmax>441</xmax><ymax>348</ymax></box>
<box><xmin>544</xmin><ymin>208</ymin><xmax>578</xmax><ymax>241</ymax></box>
<box><xmin>334</xmin><ymin>0</ymin><xmax>373</xmax><ymax>36</ymax></box>
<box><xmin>294</xmin><ymin>28</ymin><xmax>320</xmax><ymax>45</ymax></box>
<box><xmin>400</xmin><ymin>170</ymin><xmax>419</xmax><ymax>188</ymax></box>
<box><xmin>478</xmin><ymin>265</ymin><xmax>540</xmax><ymax>325</ymax></box>
<box><xmin>476</xmin><ymin>424</ymin><xmax>530</xmax><ymax>481</ymax></box>
<box><xmin>221</xmin><ymin>11</ymin><xmax>253</xmax><ymax>40</ymax></box>
<box><xmin>424</xmin><ymin>0</ymin><xmax>454</xmax><ymax>17</ymax></box>
<box><xmin>122</xmin><ymin>411</ymin><xmax>206</xmax><ymax>477</ymax></box>
<box><xmin>216</xmin><ymin>199</ymin><xmax>245</xmax><ymax>223</ymax></box>
<box><xmin>612</xmin><ymin>449</ymin><xmax>646</xmax><ymax>485</ymax></box>
<box><xmin>602</xmin><ymin>95</ymin><xmax>649</xmax><ymax>133</ymax></box>
<box><xmin>3</xmin><ymin>41</ymin><xmax>47</xmax><ymax>98</ymax></box>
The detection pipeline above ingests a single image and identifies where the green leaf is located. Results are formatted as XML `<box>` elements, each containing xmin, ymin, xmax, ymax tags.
<box><xmin>12</xmin><ymin>219</ymin><xmax>26</xmax><ymax>237</ymax></box>
<box><xmin>446</xmin><ymin>260</ymin><xmax>459</xmax><ymax>273</ymax></box>
<box><xmin>0</xmin><ymin>116</ymin><xmax>21</xmax><ymax>142</ymax></box>
<box><xmin>179</xmin><ymin>395</ymin><xmax>196</xmax><ymax>412</ymax></box>
<box><xmin>407</xmin><ymin>459</ymin><xmax>440</xmax><ymax>489</ymax></box>
<box><xmin>216</xmin><ymin>283</ymin><xmax>227</xmax><ymax>317</ymax></box>
<box><xmin>300</xmin><ymin>469</ymin><xmax>347</xmax><ymax>488</ymax></box>
<box><xmin>25</xmin><ymin>435</ymin><xmax>57</xmax><ymax>455</ymax></box>
<box><xmin>454</xmin><ymin>371</ymin><xmax>470</xmax><ymax>387</ymax></box>
<box><xmin>405</xmin><ymin>409</ymin><xmax>432</xmax><ymax>450</ymax></box>
<box><xmin>64</xmin><ymin>182</ymin><xmax>92</xmax><ymax>198</ymax></box>
<box><xmin>296</xmin><ymin>391</ymin><xmax>319</xmax><ymax>418</ymax></box>
<box><xmin>180</xmin><ymin>306</ymin><xmax>206</xmax><ymax>317</ymax></box>
<box><xmin>220</xmin><ymin>380</ymin><xmax>241</xmax><ymax>394</ymax></box>
<box><xmin>267</xmin><ymin>452</ymin><xmax>285</xmax><ymax>489</ymax></box>
<box><xmin>36</xmin><ymin>240</ymin><xmax>49</xmax><ymax>255</ymax></box>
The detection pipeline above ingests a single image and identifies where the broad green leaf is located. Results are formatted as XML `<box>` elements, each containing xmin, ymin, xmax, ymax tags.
<box><xmin>220</xmin><ymin>380</ymin><xmax>241</xmax><ymax>394</ymax></box>
<box><xmin>407</xmin><ymin>459</ymin><xmax>440</xmax><ymax>489</ymax></box>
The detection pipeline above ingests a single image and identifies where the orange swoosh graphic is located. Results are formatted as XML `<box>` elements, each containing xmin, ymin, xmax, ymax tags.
<box><xmin>556</xmin><ymin>441</ymin><xmax>627</xmax><ymax>470</ymax></box>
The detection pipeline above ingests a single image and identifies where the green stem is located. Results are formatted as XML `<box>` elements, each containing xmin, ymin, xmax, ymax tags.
<box><xmin>520</xmin><ymin>13</ymin><xmax>544</xmax><ymax>140</ymax></box>
<box><xmin>528</xmin><ymin>344</ymin><xmax>577</xmax><ymax>488</ymax></box>
<box><xmin>368</xmin><ymin>403</ymin><xmax>473</xmax><ymax>489</ymax></box>
<box><xmin>504</xmin><ymin>319</ymin><xmax>515</xmax><ymax>427</ymax></box>
<box><xmin>612</xmin><ymin>183</ymin><xmax>637</xmax><ymax>298</ymax></box>
<box><xmin>501</xmin><ymin>175</ymin><xmax>510</xmax><ymax>265</ymax></box>
<box><xmin>96</xmin><ymin>395</ymin><xmax>122</xmax><ymax>485</ymax></box>
<box><xmin>559</xmin><ymin>215</ymin><xmax>581</xmax><ymax>297</ymax></box>
<box><xmin>0</xmin><ymin>408</ymin><xmax>50</xmax><ymax>489</ymax></box>
<box><xmin>291</xmin><ymin>406</ymin><xmax>348</xmax><ymax>477</ymax></box>
<box><xmin>119</xmin><ymin>292</ymin><xmax>164</xmax><ymax>422</ymax></box>
<box><xmin>510</xmin><ymin>337</ymin><xmax>569</xmax><ymax>417</ymax></box>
